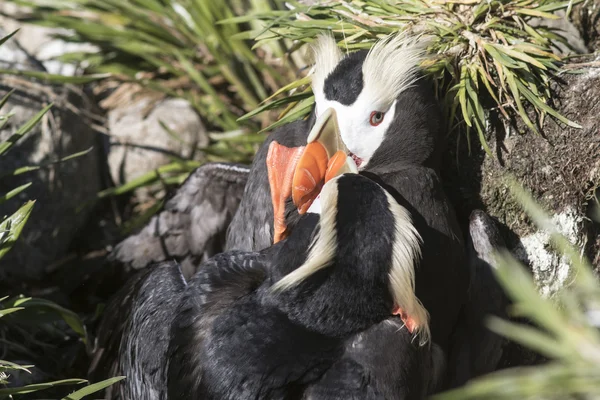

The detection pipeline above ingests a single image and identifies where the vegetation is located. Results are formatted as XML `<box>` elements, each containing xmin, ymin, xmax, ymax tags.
<box><xmin>0</xmin><ymin>31</ymin><xmax>121</xmax><ymax>399</ymax></box>
<box><xmin>437</xmin><ymin>178</ymin><xmax>600</xmax><ymax>399</ymax></box>
<box><xmin>6</xmin><ymin>0</ymin><xmax>584</xmax><ymax>164</ymax></box>
<box><xmin>5</xmin><ymin>0</ymin><xmax>303</xmax><ymax>197</ymax></box>
<box><xmin>1</xmin><ymin>1</ymin><xmax>598</xmax><ymax>398</ymax></box>
<box><xmin>237</xmin><ymin>0</ymin><xmax>585</xmax><ymax>153</ymax></box>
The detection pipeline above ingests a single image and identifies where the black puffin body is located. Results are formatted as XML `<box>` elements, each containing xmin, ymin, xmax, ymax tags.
<box><xmin>226</xmin><ymin>37</ymin><xmax>468</xmax><ymax>357</ymax></box>
<box><xmin>109</xmin><ymin>173</ymin><xmax>438</xmax><ymax>399</ymax></box>
<box><xmin>305</xmin><ymin>319</ymin><xmax>445</xmax><ymax>400</ymax></box>
<box><xmin>447</xmin><ymin>210</ymin><xmax>510</xmax><ymax>385</ymax></box>
<box><xmin>101</xmin><ymin>33</ymin><xmax>471</xmax><ymax>389</ymax></box>
<box><xmin>267</xmin><ymin>35</ymin><xmax>468</xmax><ymax>354</ymax></box>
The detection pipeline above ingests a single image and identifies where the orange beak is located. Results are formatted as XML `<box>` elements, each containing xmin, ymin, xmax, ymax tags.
<box><xmin>266</xmin><ymin>108</ymin><xmax>357</xmax><ymax>244</ymax></box>
<box><xmin>292</xmin><ymin>108</ymin><xmax>357</xmax><ymax>214</ymax></box>
<box><xmin>266</xmin><ymin>141</ymin><xmax>305</xmax><ymax>244</ymax></box>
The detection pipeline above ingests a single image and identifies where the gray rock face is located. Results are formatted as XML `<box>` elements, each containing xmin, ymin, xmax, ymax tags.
<box><xmin>445</xmin><ymin>62</ymin><xmax>600</xmax><ymax>297</ymax></box>
<box><xmin>106</xmin><ymin>97</ymin><xmax>208</xmax><ymax>199</ymax></box>
<box><xmin>514</xmin><ymin>207</ymin><xmax>586</xmax><ymax>298</ymax></box>
<box><xmin>530</xmin><ymin>10</ymin><xmax>589</xmax><ymax>55</ymax></box>
<box><xmin>1</xmin><ymin>19</ymin><xmax>210</xmax><ymax>278</ymax></box>
<box><xmin>0</xmin><ymin>39</ymin><xmax>101</xmax><ymax>281</ymax></box>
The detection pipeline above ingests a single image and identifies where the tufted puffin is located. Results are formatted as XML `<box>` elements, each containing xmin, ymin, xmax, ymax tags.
<box><xmin>265</xmin><ymin>33</ymin><xmax>469</xmax><ymax>379</ymax></box>
<box><xmin>103</xmin><ymin>32</ymin><xmax>469</xmax><ymax>386</ymax></box>
<box><xmin>109</xmin><ymin>33</ymin><xmax>454</xmax><ymax>267</ymax></box>
<box><xmin>102</xmin><ymin>158</ymin><xmax>444</xmax><ymax>399</ymax></box>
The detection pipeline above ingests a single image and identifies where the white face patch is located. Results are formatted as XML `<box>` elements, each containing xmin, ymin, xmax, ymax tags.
<box><xmin>315</xmin><ymin>95</ymin><xmax>397</xmax><ymax>168</ymax></box>
<box><xmin>310</xmin><ymin>33</ymin><xmax>426</xmax><ymax>168</ymax></box>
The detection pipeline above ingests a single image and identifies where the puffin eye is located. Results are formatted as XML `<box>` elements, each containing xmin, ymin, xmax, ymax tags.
<box><xmin>369</xmin><ymin>111</ymin><xmax>385</xmax><ymax>127</ymax></box>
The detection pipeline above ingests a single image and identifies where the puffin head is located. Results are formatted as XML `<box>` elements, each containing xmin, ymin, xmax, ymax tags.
<box><xmin>266</xmin><ymin>33</ymin><xmax>443</xmax><ymax>242</ymax></box>
<box><xmin>310</xmin><ymin>33</ymin><xmax>444</xmax><ymax>172</ymax></box>
<box><xmin>269</xmin><ymin>159</ymin><xmax>430</xmax><ymax>344</ymax></box>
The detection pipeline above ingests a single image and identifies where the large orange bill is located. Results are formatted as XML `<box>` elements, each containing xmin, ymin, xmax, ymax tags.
<box><xmin>292</xmin><ymin>108</ymin><xmax>357</xmax><ymax>213</ymax></box>
<box><xmin>267</xmin><ymin>141</ymin><xmax>305</xmax><ymax>243</ymax></box>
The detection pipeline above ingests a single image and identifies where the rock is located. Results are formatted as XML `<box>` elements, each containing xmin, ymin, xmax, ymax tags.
<box><xmin>514</xmin><ymin>207</ymin><xmax>585</xmax><ymax>297</ymax></box>
<box><xmin>530</xmin><ymin>10</ymin><xmax>589</xmax><ymax>55</ymax></box>
<box><xmin>106</xmin><ymin>97</ymin><xmax>208</xmax><ymax>199</ymax></box>
<box><xmin>444</xmin><ymin>62</ymin><xmax>600</xmax><ymax>295</ymax></box>
<box><xmin>0</xmin><ymin>37</ymin><xmax>102</xmax><ymax>282</ymax></box>
<box><xmin>572</xmin><ymin>0</ymin><xmax>600</xmax><ymax>52</ymax></box>
<box><xmin>442</xmin><ymin>58</ymin><xmax>600</xmax><ymax>371</ymax></box>
<box><xmin>0</xmin><ymin>5</ymin><xmax>98</xmax><ymax>76</ymax></box>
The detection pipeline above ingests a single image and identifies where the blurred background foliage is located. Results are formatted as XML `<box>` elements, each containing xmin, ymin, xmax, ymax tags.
<box><xmin>3</xmin><ymin>0</ymin><xmax>312</xmax><ymax>206</ymax></box>
<box><xmin>0</xmin><ymin>0</ymin><xmax>598</xmax><ymax>398</ymax></box>
<box><xmin>0</xmin><ymin>31</ymin><xmax>121</xmax><ymax>398</ymax></box>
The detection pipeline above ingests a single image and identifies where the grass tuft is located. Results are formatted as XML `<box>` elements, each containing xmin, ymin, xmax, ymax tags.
<box><xmin>235</xmin><ymin>0</ymin><xmax>584</xmax><ymax>154</ymax></box>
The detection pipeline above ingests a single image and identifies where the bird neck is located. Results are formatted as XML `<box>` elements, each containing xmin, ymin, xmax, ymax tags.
<box><xmin>267</xmin><ymin>204</ymin><xmax>395</xmax><ymax>338</ymax></box>
<box><xmin>266</xmin><ymin>250</ymin><xmax>394</xmax><ymax>338</ymax></box>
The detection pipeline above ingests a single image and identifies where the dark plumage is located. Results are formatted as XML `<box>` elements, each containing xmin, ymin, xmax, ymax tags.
<box><xmin>447</xmin><ymin>210</ymin><xmax>510</xmax><ymax>386</ymax></box>
<box><xmin>306</xmin><ymin>320</ymin><xmax>446</xmax><ymax>400</ymax></box>
<box><xmin>104</xmin><ymin>173</ymin><xmax>439</xmax><ymax>399</ymax></box>
<box><xmin>100</xmin><ymin>33</ymin><xmax>472</xmax><ymax>392</ymax></box>
<box><xmin>89</xmin><ymin>262</ymin><xmax>186</xmax><ymax>399</ymax></box>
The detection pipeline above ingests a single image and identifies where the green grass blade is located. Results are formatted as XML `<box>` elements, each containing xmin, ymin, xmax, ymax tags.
<box><xmin>97</xmin><ymin>160</ymin><xmax>200</xmax><ymax>198</ymax></box>
<box><xmin>21</xmin><ymin>298</ymin><xmax>88</xmax><ymax>341</ymax></box>
<box><xmin>0</xmin><ymin>183</ymin><xmax>32</xmax><ymax>205</ymax></box>
<box><xmin>1</xmin><ymin>147</ymin><xmax>94</xmax><ymax>178</ymax></box>
<box><xmin>515</xmin><ymin>79</ymin><xmax>582</xmax><ymax>128</ymax></box>
<box><xmin>0</xmin><ymin>29</ymin><xmax>19</xmax><ymax>47</ymax></box>
<box><xmin>0</xmin><ymin>69</ymin><xmax>110</xmax><ymax>84</ymax></box>
<box><xmin>0</xmin><ymin>200</ymin><xmax>35</xmax><ymax>260</ymax></box>
<box><xmin>0</xmin><ymin>89</ymin><xmax>16</xmax><ymax>112</ymax></box>
<box><xmin>0</xmin><ymin>307</ymin><xmax>25</xmax><ymax>318</ymax></box>
<box><xmin>505</xmin><ymin>70</ymin><xmax>538</xmax><ymax>134</ymax></box>
<box><xmin>0</xmin><ymin>379</ymin><xmax>86</xmax><ymax>396</ymax></box>
<box><xmin>238</xmin><ymin>91</ymin><xmax>312</xmax><ymax>122</ymax></box>
<box><xmin>62</xmin><ymin>376</ymin><xmax>125</xmax><ymax>400</ymax></box>
<box><xmin>487</xmin><ymin>316</ymin><xmax>568</xmax><ymax>360</ymax></box>
<box><xmin>0</xmin><ymin>360</ymin><xmax>32</xmax><ymax>373</ymax></box>
<box><xmin>0</xmin><ymin>104</ymin><xmax>53</xmax><ymax>156</ymax></box>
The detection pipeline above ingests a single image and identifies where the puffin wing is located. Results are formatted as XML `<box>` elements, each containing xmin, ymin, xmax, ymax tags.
<box><xmin>167</xmin><ymin>250</ymin><xmax>269</xmax><ymax>399</ymax></box>
<box><xmin>447</xmin><ymin>209</ymin><xmax>510</xmax><ymax>386</ymax></box>
<box><xmin>306</xmin><ymin>320</ymin><xmax>444</xmax><ymax>400</ymax></box>
<box><xmin>465</xmin><ymin>210</ymin><xmax>510</xmax><ymax>376</ymax></box>
<box><xmin>110</xmin><ymin>163</ymin><xmax>249</xmax><ymax>275</ymax></box>
<box><xmin>90</xmin><ymin>261</ymin><xmax>187</xmax><ymax>400</ymax></box>
<box><xmin>88</xmin><ymin>264</ymin><xmax>150</xmax><ymax>390</ymax></box>
<box><xmin>304</xmin><ymin>358</ymin><xmax>379</xmax><ymax>400</ymax></box>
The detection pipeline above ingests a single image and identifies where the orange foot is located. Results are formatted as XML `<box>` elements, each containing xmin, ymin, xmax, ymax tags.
<box><xmin>393</xmin><ymin>306</ymin><xmax>418</xmax><ymax>334</ymax></box>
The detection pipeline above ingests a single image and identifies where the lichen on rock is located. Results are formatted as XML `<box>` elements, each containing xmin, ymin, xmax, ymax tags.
<box><xmin>515</xmin><ymin>207</ymin><xmax>585</xmax><ymax>298</ymax></box>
